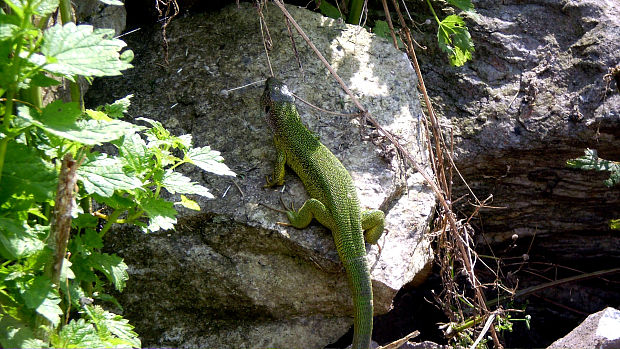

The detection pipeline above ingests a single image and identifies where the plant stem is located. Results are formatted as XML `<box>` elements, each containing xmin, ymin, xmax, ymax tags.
<box><xmin>425</xmin><ymin>0</ymin><xmax>441</xmax><ymax>24</ymax></box>
<box><xmin>0</xmin><ymin>137</ymin><xmax>8</xmax><ymax>185</ymax></box>
<box><xmin>58</xmin><ymin>0</ymin><xmax>83</xmax><ymax>109</ymax></box>
<box><xmin>58</xmin><ymin>0</ymin><xmax>73</xmax><ymax>24</ymax></box>
<box><xmin>0</xmin><ymin>90</ymin><xmax>16</xmax><ymax>185</ymax></box>
<box><xmin>99</xmin><ymin>209</ymin><xmax>123</xmax><ymax>237</ymax></box>
<box><xmin>347</xmin><ymin>0</ymin><xmax>364</xmax><ymax>25</ymax></box>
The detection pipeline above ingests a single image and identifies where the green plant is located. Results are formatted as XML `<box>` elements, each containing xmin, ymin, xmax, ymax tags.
<box><xmin>0</xmin><ymin>0</ymin><xmax>234</xmax><ymax>347</ymax></box>
<box><xmin>427</xmin><ymin>0</ymin><xmax>475</xmax><ymax>66</ymax></box>
<box><xmin>317</xmin><ymin>0</ymin><xmax>475</xmax><ymax>67</ymax></box>
<box><xmin>567</xmin><ymin>148</ymin><xmax>620</xmax><ymax>229</ymax></box>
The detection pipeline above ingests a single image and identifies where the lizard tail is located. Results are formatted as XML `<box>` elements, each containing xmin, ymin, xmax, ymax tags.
<box><xmin>344</xmin><ymin>255</ymin><xmax>373</xmax><ymax>349</ymax></box>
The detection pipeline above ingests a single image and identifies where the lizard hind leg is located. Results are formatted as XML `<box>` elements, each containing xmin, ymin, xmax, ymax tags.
<box><xmin>361</xmin><ymin>209</ymin><xmax>385</xmax><ymax>244</ymax></box>
<box><xmin>284</xmin><ymin>198</ymin><xmax>336</xmax><ymax>231</ymax></box>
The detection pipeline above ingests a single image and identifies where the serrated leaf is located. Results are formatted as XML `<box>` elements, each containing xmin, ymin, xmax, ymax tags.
<box><xmin>162</xmin><ymin>170</ymin><xmax>214</xmax><ymax>198</ymax></box>
<box><xmin>35</xmin><ymin>23</ymin><xmax>132</xmax><ymax>78</ymax></box>
<box><xmin>78</xmin><ymin>153</ymin><xmax>143</xmax><ymax>197</ymax></box>
<box><xmin>140</xmin><ymin>197</ymin><xmax>177</xmax><ymax>232</ymax></box>
<box><xmin>103</xmin><ymin>94</ymin><xmax>132</xmax><ymax>119</ymax></box>
<box><xmin>446</xmin><ymin>0</ymin><xmax>474</xmax><ymax>12</ymax></box>
<box><xmin>0</xmin><ymin>22</ymin><xmax>21</xmax><ymax>41</ymax></box>
<box><xmin>437</xmin><ymin>14</ymin><xmax>475</xmax><ymax>67</ymax></box>
<box><xmin>17</xmin><ymin>101</ymin><xmax>139</xmax><ymax>144</ymax></box>
<box><xmin>21</xmin><ymin>276</ymin><xmax>63</xmax><ymax>327</ymax></box>
<box><xmin>0</xmin><ymin>141</ymin><xmax>57</xmax><ymax>202</ymax></box>
<box><xmin>87</xmin><ymin>252</ymin><xmax>128</xmax><ymax>292</ymax></box>
<box><xmin>176</xmin><ymin>195</ymin><xmax>201</xmax><ymax>211</ymax></box>
<box><xmin>4</xmin><ymin>0</ymin><xmax>58</xmax><ymax>16</ymax></box>
<box><xmin>0</xmin><ymin>315</ymin><xmax>47</xmax><ymax>349</ymax></box>
<box><xmin>89</xmin><ymin>305</ymin><xmax>141</xmax><ymax>348</ymax></box>
<box><xmin>567</xmin><ymin>148</ymin><xmax>620</xmax><ymax>187</ymax></box>
<box><xmin>117</xmin><ymin>132</ymin><xmax>149</xmax><ymax>173</ymax></box>
<box><xmin>83</xmin><ymin>229</ymin><xmax>103</xmax><ymax>249</ymax></box>
<box><xmin>54</xmin><ymin>318</ymin><xmax>105</xmax><ymax>348</ymax></box>
<box><xmin>36</xmin><ymin>0</ymin><xmax>59</xmax><ymax>15</ymax></box>
<box><xmin>186</xmin><ymin>146</ymin><xmax>236</xmax><ymax>177</ymax></box>
<box><xmin>60</xmin><ymin>258</ymin><xmax>75</xmax><ymax>282</ymax></box>
<box><xmin>0</xmin><ymin>218</ymin><xmax>45</xmax><ymax>259</ymax></box>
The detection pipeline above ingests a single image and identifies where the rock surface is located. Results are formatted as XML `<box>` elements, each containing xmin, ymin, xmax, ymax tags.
<box><xmin>419</xmin><ymin>0</ymin><xmax>620</xmax><ymax>242</ymax></box>
<box><xmin>413</xmin><ymin>0</ymin><xmax>620</xmax><ymax>345</ymax></box>
<box><xmin>87</xmin><ymin>3</ymin><xmax>434</xmax><ymax>348</ymax></box>
<box><xmin>547</xmin><ymin>307</ymin><xmax>620</xmax><ymax>349</ymax></box>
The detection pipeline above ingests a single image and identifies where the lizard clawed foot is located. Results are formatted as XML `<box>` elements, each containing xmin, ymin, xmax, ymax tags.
<box><xmin>259</xmin><ymin>202</ymin><xmax>288</xmax><ymax>213</ymax></box>
<box><xmin>263</xmin><ymin>175</ymin><xmax>274</xmax><ymax>188</ymax></box>
<box><xmin>279</xmin><ymin>196</ymin><xmax>296</xmax><ymax>212</ymax></box>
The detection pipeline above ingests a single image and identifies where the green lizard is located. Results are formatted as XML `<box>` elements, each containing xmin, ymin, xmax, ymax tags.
<box><xmin>261</xmin><ymin>78</ymin><xmax>385</xmax><ymax>349</ymax></box>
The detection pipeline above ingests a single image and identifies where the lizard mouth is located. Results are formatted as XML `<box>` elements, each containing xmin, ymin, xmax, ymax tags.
<box><xmin>264</xmin><ymin>78</ymin><xmax>294</xmax><ymax>104</ymax></box>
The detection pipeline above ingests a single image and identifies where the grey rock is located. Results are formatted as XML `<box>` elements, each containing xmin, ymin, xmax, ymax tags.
<box><xmin>418</xmin><ymin>0</ymin><xmax>620</xmax><ymax>245</ymax></box>
<box><xmin>75</xmin><ymin>0</ymin><xmax>127</xmax><ymax>36</ymax></box>
<box><xmin>88</xmin><ymin>3</ymin><xmax>434</xmax><ymax>348</ymax></box>
<box><xmin>547</xmin><ymin>307</ymin><xmax>620</xmax><ymax>349</ymax></box>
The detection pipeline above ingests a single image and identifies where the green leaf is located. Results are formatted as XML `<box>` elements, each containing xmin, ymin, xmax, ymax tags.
<box><xmin>17</xmin><ymin>101</ymin><xmax>139</xmax><ymax>144</ymax></box>
<box><xmin>53</xmin><ymin>318</ymin><xmax>105</xmax><ymax>348</ymax></box>
<box><xmin>72</xmin><ymin>119</ymin><xmax>143</xmax><ymax>144</ymax></box>
<box><xmin>0</xmin><ymin>315</ymin><xmax>47</xmax><ymax>349</ymax></box>
<box><xmin>162</xmin><ymin>170</ymin><xmax>214</xmax><ymax>198</ymax></box>
<box><xmin>0</xmin><ymin>21</ymin><xmax>21</xmax><ymax>41</ymax></box>
<box><xmin>140</xmin><ymin>197</ymin><xmax>177</xmax><ymax>232</ymax></box>
<box><xmin>318</xmin><ymin>1</ymin><xmax>342</xmax><ymax>19</ymax></box>
<box><xmin>0</xmin><ymin>142</ymin><xmax>57</xmax><ymax>202</ymax></box>
<box><xmin>437</xmin><ymin>14</ymin><xmax>475</xmax><ymax>66</ymax></box>
<box><xmin>92</xmin><ymin>192</ymin><xmax>136</xmax><ymax>210</ymax></box>
<box><xmin>137</xmin><ymin>117</ymin><xmax>191</xmax><ymax>150</ymax></box>
<box><xmin>35</xmin><ymin>23</ymin><xmax>133</xmax><ymax>78</ymax></box>
<box><xmin>21</xmin><ymin>275</ymin><xmax>63</xmax><ymax>327</ymax></box>
<box><xmin>0</xmin><ymin>218</ymin><xmax>45</xmax><ymax>259</ymax></box>
<box><xmin>103</xmin><ymin>94</ymin><xmax>132</xmax><ymax>119</ymax></box>
<box><xmin>117</xmin><ymin>132</ymin><xmax>149</xmax><ymax>173</ymax></box>
<box><xmin>88</xmin><ymin>305</ymin><xmax>141</xmax><ymax>348</ymax></box>
<box><xmin>446</xmin><ymin>0</ymin><xmax>474</xmax><ymax>12</ymax></box>
<box><xmin>33</xmin><ymin>0</ymin><xmax>59</xmax><ymax>16</ymax></box>
<box><xmin>85</xmin><ymin>109</ymin><xmax>112</xmax><ymax>121</ymax></box>
<box><xmin>78</xmin><ymin>153</ymin><xmax>143</xmax><ymax>197</ymax></box>
<box><xmin>87</xmin><ymin>252</ymin><xmax>128</xmax><ymax>292</ymax></box>
<box><xmin>176</xmin><ymin>195</ymin><xmax>201</xmax><ymax>211</ymax></box>
<box><xmin>83</xmin><ymin>229</ymin><xmax>104</xmax><ymax>249</ymax></box>
<box><xmin>30</xmin><ymin>71</ymin><xmax>61</xmax><ymax>87</ymax></box>
<box><xmin>567</xmin><ymin>148</ymin><xmax>620</xmax><ymax>187</ymax></box>
<box><xmin>186</xmin><ymin>146</ymin><xmax>236</xmax><ymax>177</ymax></box>
<box><xmin>610</xmin><ymin>219</ymin><xmax>620</xmax><ymax>230</ymax></box>
<box><xmin>60</xmin><ymin>258</ymin><xmax>75</xmax><ymax>282</ymax></box>
<box><xmin>373</xmin><ymin>20</ymin><xmax>403</xmax><ymax>48</ymax></box>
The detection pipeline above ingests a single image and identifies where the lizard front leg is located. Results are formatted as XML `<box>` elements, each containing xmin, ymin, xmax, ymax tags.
<box><xmin>361</xmin><ymin>209</ymin><xmax>385</xmax><ymax>244</ymax></box>
<box><xmin>265</xmin><ymin>138</ymin><xmax>286</xmax><ymax>187</ymax></box>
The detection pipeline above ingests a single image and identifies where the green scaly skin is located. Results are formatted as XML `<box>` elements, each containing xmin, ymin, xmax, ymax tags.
<box><xmin>261</xmin><ymin>78</ymin><xmax>385</xmax><ymax>349</ymax></box>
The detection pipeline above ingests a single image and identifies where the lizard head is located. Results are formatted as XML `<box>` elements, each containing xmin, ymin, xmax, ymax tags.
<box><xmin>261</xmin><ymin>77</ymin><xmax>296</xmax><ymax>132</ymax></box>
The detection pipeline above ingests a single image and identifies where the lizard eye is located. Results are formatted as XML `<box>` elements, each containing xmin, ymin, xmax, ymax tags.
<box><xmin>264</xmin><ymin>105</ymin><xmax>270</xmax><ymax>114</ymax></box>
